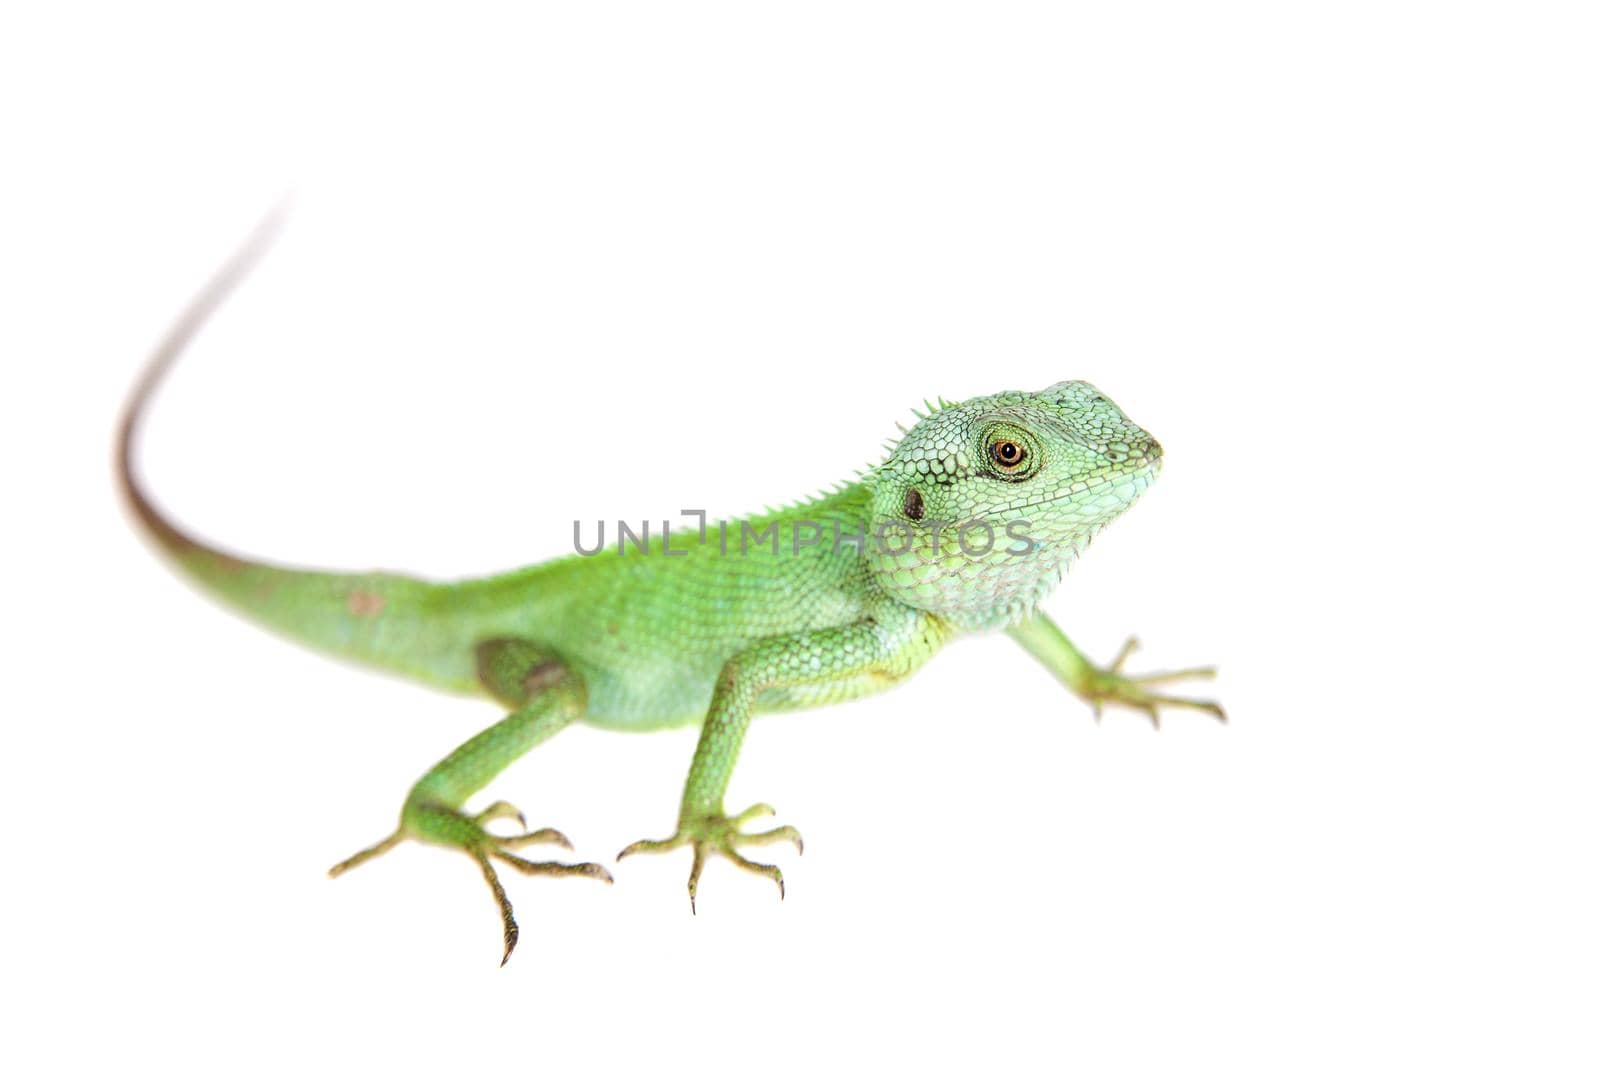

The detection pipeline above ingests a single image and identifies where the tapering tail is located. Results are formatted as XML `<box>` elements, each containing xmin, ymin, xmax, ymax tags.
<box><xmin>116</xmin><ymin>208</ymin><xmax>483</xmax><ymax>694</ymax></box>
<box><xmin>116</xmin><ymin>205</ymin><xmax>287</xmax><ymax>562</ymax></box>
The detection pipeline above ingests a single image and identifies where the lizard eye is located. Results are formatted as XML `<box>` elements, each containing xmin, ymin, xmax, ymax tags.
<box><xmin>990</xmin><ymin>439</ymin><xmax>1026</xmax><ymax>468</ymax></box>
<box><xmin>981</xmin><ymin>424</ymin><xmax>1038</xmax><ymax>480</ymax></box>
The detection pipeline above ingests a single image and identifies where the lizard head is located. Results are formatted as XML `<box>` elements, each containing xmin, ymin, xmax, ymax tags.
<box><xmin>866</xmin><ymin>380</ymin><xmax>1162</xmax><ymax>630</ymax></box>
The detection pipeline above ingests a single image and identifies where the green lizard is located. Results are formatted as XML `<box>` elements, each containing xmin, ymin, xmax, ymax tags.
<box><xmin>119</xmin><ymin>220</ymin><xmax>1223</xmax><ymax>964</ymax></box>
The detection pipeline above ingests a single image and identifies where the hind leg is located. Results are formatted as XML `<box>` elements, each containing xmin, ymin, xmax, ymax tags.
<box><xmin>330</xmin><ymin>639</ymin><xmax>611</xmax><ymax>964</ymax></box>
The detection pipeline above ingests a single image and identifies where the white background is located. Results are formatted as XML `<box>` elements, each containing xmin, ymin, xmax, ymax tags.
<box><xmin>3</xmin><ymin>2</ymin><xmax>1596</xmax><ymax>1062</ymax></box>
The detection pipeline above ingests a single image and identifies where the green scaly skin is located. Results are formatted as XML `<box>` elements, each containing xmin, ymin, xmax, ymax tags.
<box><xmin>119</xmin><ymin>219</ymin><xmax>1223</xmax><ymax>964</ymax></box>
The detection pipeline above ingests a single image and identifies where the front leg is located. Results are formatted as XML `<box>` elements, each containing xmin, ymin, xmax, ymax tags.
<box><xmin>619</xmin><ymin>609</ymin><xmax>947</xmax><ymax>911</ymax></box>
<box><xmin>1007</xmin><ymin>610</ymin><xmax>1225</xmax><ymax>728</ymax></box>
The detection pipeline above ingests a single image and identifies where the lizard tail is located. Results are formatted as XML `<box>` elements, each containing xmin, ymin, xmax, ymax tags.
<box><xmin>116</xmin><ymin>206</ymin><xmax>286</xmax><ymax>562</ymax></box>
<box><xmin>116</xmin><ymin>208</ymin><xmax>483</xmax><ymax>694</ymax></box>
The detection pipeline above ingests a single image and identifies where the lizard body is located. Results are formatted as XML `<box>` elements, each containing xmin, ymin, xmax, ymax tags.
<box><xmin>119</xmin><ymin>219</ymin><xmax>1222</xmax><ymax>963</ymax></box>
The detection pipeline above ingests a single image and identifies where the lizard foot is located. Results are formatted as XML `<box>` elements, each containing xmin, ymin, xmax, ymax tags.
<box><xmin>1081</xmin><ymin>636</ymin><xmax>1226</xmax><ymax>729</ymax></box>
<box><xmin>616</xmin><ymin>802</ymin><xmax>803</xmax><ymax>914</ymax></box>
<box><xmin>329</xmin><ymin>797</ymin><xmax>612</xmax><ymax>966</ymax></box>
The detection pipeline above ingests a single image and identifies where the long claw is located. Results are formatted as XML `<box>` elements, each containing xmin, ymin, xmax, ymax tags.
<box><xmin>474</xmin><ymin>801</ymin><xmax>527</xmax><ymax>830</ymax></box>
<box><xmin>1129</xmin><ymin>666</ymin><xmax>1218</xmax><ymax>684</ymax></box>
<box><xmin>736</xmin><ymin>825</ymin><xmax>804</xmax><ymax>855</ymax></box>
<box><xmin>688</xmin><ymin>845</ymin><xmax>709</xmax><ymax>915</ymax></box>
<box><xmin>497</xmin><ymin>827</ymin><xmax>573</xmax><ymax>850</ymax></box>
<box><xmin>723</xmin><ymin>850</ymin><xmax>786</xmax><ymax>900</ymax></box>
<box><xmin>328</xmin><ymin>830</ymin><xmax>404</xmax><ymax>878</ymax></box>
<box><xmin>1108</xmin><ymin>636</ymin><xmax>1140</xmax><ymax>673</ymax></box>
<box><xmin>494</xmin><ymin>850</ymin><xmax>614</xmax><ymax>882</ymax></box>
<box><xmin>472</xmin><ymin>850</ymin><xmax>519</xmax><ymax>967</ymax></box>
<box><xmin>732</xmin><ymin>802</ymin><xmax>776</xmax><ymax>824</ymax></box>
<box><xmin>617</xmin><ymin>835</ymin><xmax>680</xmax><ymax>861</ymax></box>
<box><xmin>1157</xmin><ymin>696</ymin><xmax>1227</xmax><ymax>722</ymax></box>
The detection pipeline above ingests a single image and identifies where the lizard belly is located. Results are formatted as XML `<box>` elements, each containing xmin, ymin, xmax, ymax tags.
<box><xmin>576</xmin><ymin>653</ymin><xmax>724</xmax><ymax>730</ymax></box>
<box><xmin>547</xmin><ymin>588</ymin><xmax>868</xmax><ymax>730</ymax></box>
<box><xmin>485</xmin><ymin>507</ymin><xmax>877</xmax><ymax>729</ymax></box>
